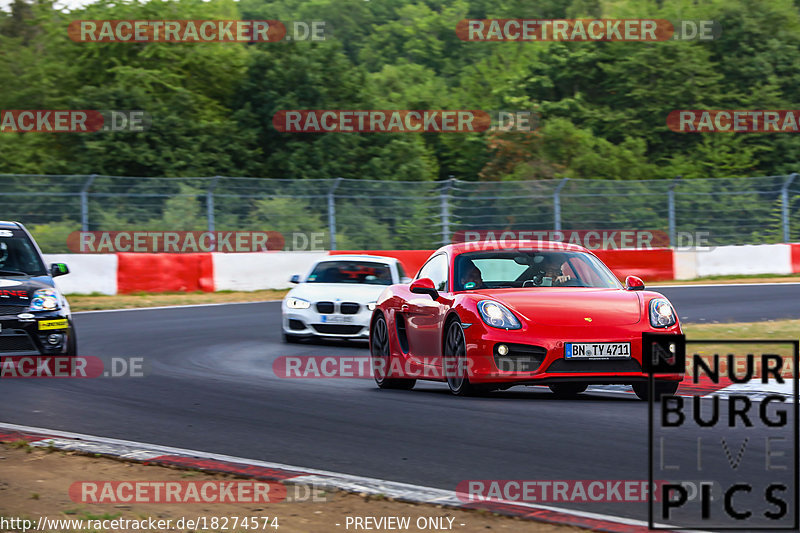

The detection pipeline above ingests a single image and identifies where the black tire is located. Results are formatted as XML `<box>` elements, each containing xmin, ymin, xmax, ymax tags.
<box><xmin>283</xmin><ymin>332</ymin><xmax>303</xmax><ymax>344</ymax></box>
<box><xmin>371</xmin><ymin>315</ymin><xmax>415</xmax><ymax>390</ymax></box>
<box><xmin>632</xmin><ymin>381</ymin><xmax>680</xmax><ymax>401</ymax></box>
<box><xmin>443</xmin><ymin>320</ymin><xmax>487</xmax><ymax>396</ymax></box>
<box><xmin>65</xmin><ymin>323</ymin><xmax>78</xmax><ymax>356</ymax></box>
<box><xmin>549</xmin><ymin>383</ymin><xmax>587</xmax><ymax>397</ymax></box>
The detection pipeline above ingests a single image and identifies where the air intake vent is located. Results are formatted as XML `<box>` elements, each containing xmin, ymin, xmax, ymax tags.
<box><xmin>316</xmin><ymin>302</ymin><xmax>334</xmax><ymax>314</ymax></box>
<box><xmin>340</xmin><ymin>303</ymin><xmax>360</xmax><ymax>314</ymax></box>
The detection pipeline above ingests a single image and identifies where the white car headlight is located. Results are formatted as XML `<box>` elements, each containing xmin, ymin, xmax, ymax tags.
<box><xmin>649</xmin><ymin>298</ymin><xmax>676</xmax><ymax>328</ymax></box>
<box><xmin>29</xmin><ymin>288</ymin><xmax>60</xmax><ymax>311</ymax></box>
<box><xmin>367</xmin><ymin>302</ymin><xmax>377</xmax><ymax>311</ymax></box>
<box><xmin>477</xmin><ymin>300</ymin><xmax>521</xmax><ymax>330</ymax></box>
<box><xmin>286</xmin><ymin>297</ymin><xmax>311</xmax><ymax>310</ymax></box>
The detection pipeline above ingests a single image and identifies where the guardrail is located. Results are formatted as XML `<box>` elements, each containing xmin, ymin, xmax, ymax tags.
<box><xmin>5</xmin><ymin>174</ymin><xmax>800</xmax><ymax>251</ymax></box>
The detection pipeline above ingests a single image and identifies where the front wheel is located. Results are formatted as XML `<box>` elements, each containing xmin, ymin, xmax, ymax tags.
<box><xmin>632</xmin><ymin>381</ymin><xmax>680</xmax><ymax>401</ymax></box>
<box><xmin>371</xmin><ymin>315</ymin><xmax>415</xmax><ymax>390</ymax></box>
<box><xmin>65</xmin><ymin>324</ymin><xmax>78</xmax><ymax>356</ymax></box>
<box><xmin>443</xmin><ymin>320</ymin><xmax>487</xmax><ymax>396</ymax></box>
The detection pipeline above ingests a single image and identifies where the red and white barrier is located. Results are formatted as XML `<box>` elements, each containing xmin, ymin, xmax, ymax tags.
<box><xmin>212</xmin><ymin>251</ymin><xmax>327</xmax><ymax>291</ymax></box>
<box><xmin>791</xmin><ymin>243</ymin><xmax>800</xmax><ymax>273</ymax></box>
<box><xmin>329</xmin><ymin>250</ymin><xmax>432</xmax><ymax>279</ymax></box>
<box><xmin>38</xmin><ymin>243</ymin><xmax>800</xmax><ymax>295</ymax></box>
<box><xmin>116</xmin><ymin>253</ymin><xmax>214</xmax><ymax>293</ymax></box>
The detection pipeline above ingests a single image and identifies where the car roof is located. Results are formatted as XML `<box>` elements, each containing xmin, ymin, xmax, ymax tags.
<box><xmin>317</xmin><ymin>255</ymin><xmax>399</xmax><ymax>264</ymax></box>
<box><xmin>0</xmin><ymin>221</ymin><xmax>22</xmax><ymax>230</ymax></box>
<box><xmin>440</xmin><ymin>240</ymin><xmax>589</xmax><ymax>255</ymax></box>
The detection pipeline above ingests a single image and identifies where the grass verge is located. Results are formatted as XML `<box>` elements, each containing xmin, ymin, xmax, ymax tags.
<box><xmin>651</xmin><ymin>273</ymin><xmax>800</xmax><ymax>285</ymax></box>
<box><xmin>68</xmin><ymin>290</ymin><xmax>289</xmax><ymax>312</ymax></box>
<box><xmin>683</xmin><ymin>319</ymin><xmax>800</xmax><ymax>340</ymax></box>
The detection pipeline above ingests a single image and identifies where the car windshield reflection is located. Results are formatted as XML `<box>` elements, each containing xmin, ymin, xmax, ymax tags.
<box><xmin>306</xmin><ymin>261</ymin><xmax>393</xmax><ymax>285</ymax></box>
<box><xmin>454</xmin><ymin>251</ymin><xmax>622</xmax><ymax>291</ymax></box>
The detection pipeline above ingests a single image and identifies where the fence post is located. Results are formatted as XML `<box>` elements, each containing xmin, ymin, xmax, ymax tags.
<box><xmin>553</xmin><ymin>178</ymin><xmax>569</xmax><ymax>231</ymax></box>
<box><xmin>782</xmin><ymin>173</ymin><xmax>797</xmax><ymax>242</ymax></box>
<box><xmin>440</xmin><ymin>177</ymin><xmax>454</xmax><ymax>245</ymax></box>
<box><xmin>668</xmin><ymin>176</ymin><xmax>681</xmax><ymax>247</ymax></box>
<box><xmin>80</xmin><ymin>174</ymin><xmax>97</xmax><ymax>231</ymax></box>
<box><xmin>207</xmin><ymin>176</ymin><xmax>219</xmax><ymax>233</ymax></box>
<box><xmin>328</xmin><ymin>177</ymin><xmax>343</xmax><ymax>250</ymax></box>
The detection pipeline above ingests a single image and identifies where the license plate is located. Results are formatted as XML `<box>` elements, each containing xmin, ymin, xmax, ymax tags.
<box><xmin>565</xmin><ymin>342</ymin><xmax>631</xmax><ymax>359</ymax></box>
<box><xmin>321</xmin><ymin>315</ymin><xmax>353</xmax><ymax>324</ymax></box>
<box><xmin>38</xmin><ymin>319</ymin><xmax>68</xmax><ymax>330</ymax></box>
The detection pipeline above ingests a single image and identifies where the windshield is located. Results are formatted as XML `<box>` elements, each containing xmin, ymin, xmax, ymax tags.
<box><xmin>454</xmin><ymin>250</ymin><xmax>621</xmax><ymax>291</ymax></box>
<box><xmin>306</xmin><ymin>261</ymin><xmax>393</xmax><ymax>285</ymax></box>
<box><xmin>0</xmin><ymin>229</ymin><xmax>47</xmax><ymax>277</ymax></box>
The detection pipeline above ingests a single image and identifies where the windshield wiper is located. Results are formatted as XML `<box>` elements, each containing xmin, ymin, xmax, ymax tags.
<box><xmin>0</xmin><ymin>269</ymin><xmax>28</xmax><ymax>276</ymax></box>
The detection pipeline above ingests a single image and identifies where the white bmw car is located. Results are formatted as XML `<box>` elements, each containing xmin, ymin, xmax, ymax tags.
<box><xmin>282</xmin><ymin>255</ymin><xmax>410</xmax><ymax>342</ymax></box>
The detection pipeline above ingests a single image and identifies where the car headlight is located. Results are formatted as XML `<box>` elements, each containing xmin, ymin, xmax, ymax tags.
<box><xmin>29</xmin><ymin>288</ymin><xmax>60</xmax><ymax>312</ymax></box>
<box><xmin>286</xmin><ymin>297</ymin><xmax>311</xmax><ymax>309</ymax></box>
<box><xmin>477</xmin><ymin>300</ymin><xmax>521</xmax><ymax>330</ymax></box>
<box><xmin>367</xmin><ymin>302</ymin><xmax>377</xmax><ymax>311</ymax></box>
<box><xmin>649</xmin><ymin>298</ymin><xmax>676</xmax><ymax>328</ymax></box>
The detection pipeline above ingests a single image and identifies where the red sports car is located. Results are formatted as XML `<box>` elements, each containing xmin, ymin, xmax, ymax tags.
<box><xmin>369</xmin><ymin>240</ymin><xmax>683</xmax><ymax>398</ymax></box>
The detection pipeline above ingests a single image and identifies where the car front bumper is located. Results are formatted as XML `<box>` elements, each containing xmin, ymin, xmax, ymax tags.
<box><xmin>463</xmin><ymin>321</ymin><xmax>684</xmax><ymax>385</ymax></box>
<box><xmin>0</xmin><ymin>310</ymin><xmax>73</xmax><ymax>356</ymax></box>
<box><xmin>282</xmin><ymin>308</ymin><xmax>371</xmax><ymax>339</ymax></box>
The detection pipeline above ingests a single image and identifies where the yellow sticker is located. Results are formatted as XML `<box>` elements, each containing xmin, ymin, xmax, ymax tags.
<box><xmin>38</xmin><ymin>319</ymin><xmax>68</xmax><ymax>331</ymax></box>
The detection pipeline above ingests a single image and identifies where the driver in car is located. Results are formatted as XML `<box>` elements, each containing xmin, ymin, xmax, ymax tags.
<box><xmin>459</xmin><ymin>260</ymin><xmax>484</xmax><ymax>290</ymax></box>
<box><xmin>537</xmin><ymin>255</ymin><xmax>572</xmax><ymax>286</ymax></box>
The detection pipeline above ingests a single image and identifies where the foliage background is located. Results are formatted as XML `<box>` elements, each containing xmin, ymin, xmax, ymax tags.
<box><xmin>1</xmin><ymin>0</ymin><xmax>799</xmax><ymax>250</ymax></box>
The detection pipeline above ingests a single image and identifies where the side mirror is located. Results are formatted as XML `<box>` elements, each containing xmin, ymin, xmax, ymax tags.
<box><xmin>625</xmin><ymin>275</ymin><xmax>645</xmax><ymax>291</ymax></box>
<box><xmin>410</xmin><ymin>277</ymin><xmax>439</xmax><ymax>300</ymax></box>
<box><xmin>289</xmin><ymin>274</ymin><xmax>301</xmax><ymax>284</ymax></box>
<box><xmin>50</xmin><ymin>263</ymin><xmax>69</xmax><ymax>278</ymax></box>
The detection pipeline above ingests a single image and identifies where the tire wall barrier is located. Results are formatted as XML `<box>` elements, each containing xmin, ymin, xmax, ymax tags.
<box><xmin>790</xmin><ymin>243</ymin><xmax>800</xmax><ymax>274</ymax></box>
<box><xmin>38</xmin><ymin>244</ymin><xmax>800</xmax><ymax>295</ymax></box>
<box><xmin>591</xmin><ymin>249</ymin><xmax>674</xmax><ymax>282</ymax></box>
<box><xmin>116</xmin><ymin>253</ymin><xmax>214</xmax><ymax>294</ymax></box>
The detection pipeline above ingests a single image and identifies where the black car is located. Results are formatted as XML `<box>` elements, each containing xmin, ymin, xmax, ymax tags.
<box><xmin>0</xmin><ymin>221</ymin><xmax>76</xmax><ymax>357</ymax></box>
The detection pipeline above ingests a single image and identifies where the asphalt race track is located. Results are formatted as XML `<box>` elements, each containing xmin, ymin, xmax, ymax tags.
<box><xmin>1</xmin><ymin>283</ymin><xmax>798</xmax><ymax>524</ymax></box>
